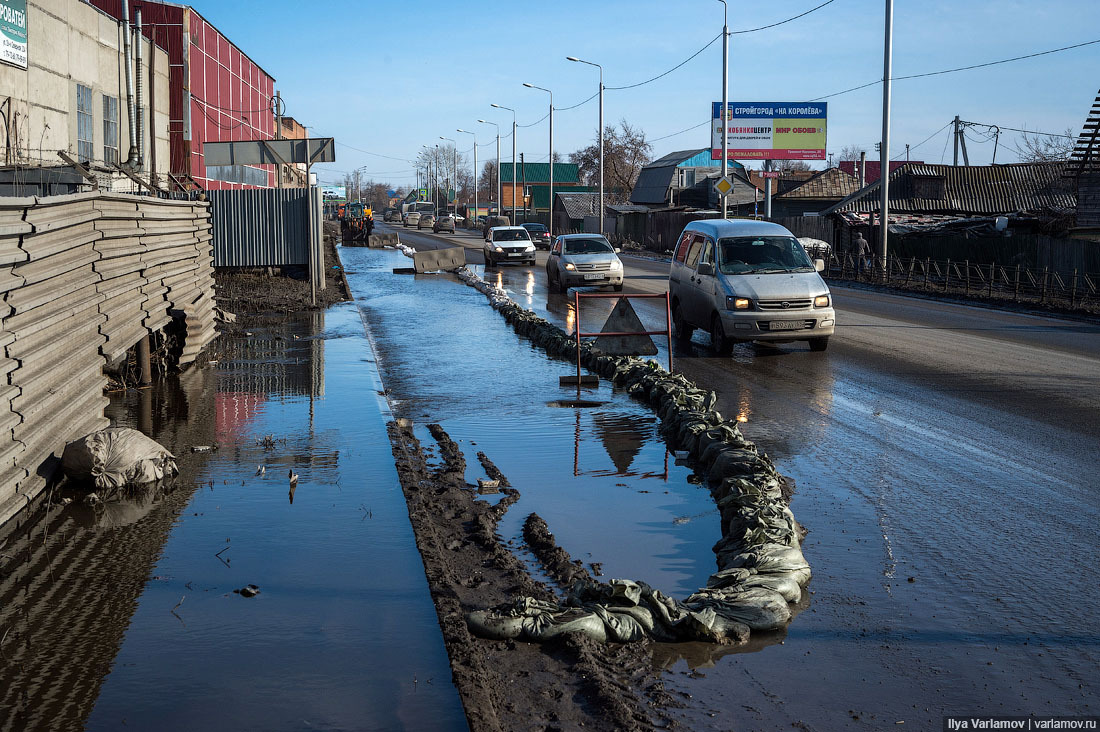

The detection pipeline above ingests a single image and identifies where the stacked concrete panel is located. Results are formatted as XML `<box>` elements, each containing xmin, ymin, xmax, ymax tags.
<box><xmin>0</xmin><ymin>193</ymin><xmax>217</xmax><ymax>526</ymax></box>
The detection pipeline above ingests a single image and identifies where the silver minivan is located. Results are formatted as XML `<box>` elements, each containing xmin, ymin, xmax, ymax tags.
<box><xmin>669</xmin><ymin>220</ymin><xmax>835</xmax><ymax>352</ymax></box>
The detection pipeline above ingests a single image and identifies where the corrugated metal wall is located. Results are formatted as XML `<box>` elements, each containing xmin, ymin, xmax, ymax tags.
<box><xmin>208</xmin><ymin>188</ymin><xmax>310</xmax><ymax>267</ymax></box>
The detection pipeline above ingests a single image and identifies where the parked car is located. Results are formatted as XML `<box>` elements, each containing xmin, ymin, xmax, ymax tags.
<box><xmin>546</xmin><ymin>234</ymin><xmax>624</xmax><ymax>293</ymax></box>
<box><xmin>669</xmin><ymin>220</ymin><xmax>835</xmax><ymax>353</ymax></box>
<box><xmin>521</xmin><ymin>223</ymin><xmax>552</xmax><ymax>249</ymax></box>
<box><xmin>433</xmin><ymin>214</ymin><xmax>455</xmax><ymax>233</ymax></box>
<box><xmin>484</xmin><ymin>226</ymin><xmax>535</xmax><ymax>266</ymax></box>
<box><xmin>405</xmin><ymin>211</ymin><xmax>421</xmax><ymax>227</ymax></box>
<box><xmin>418</xmin><ymin>213</ymin><xmax>435</xmax><ymax>230</ymax></box>
<box><xmin>481</xmin><ymin>215</ymin><xmax>511</xmax><ymax>240</ymax></box>
<box><xmin>798</xmin><ymin>237</ymin><xmax>832</xmax><ymax>262</ymax></box>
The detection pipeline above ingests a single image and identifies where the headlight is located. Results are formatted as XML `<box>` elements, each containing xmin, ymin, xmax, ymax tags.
<box><xmin>610</xmin><ymin>259</ymin><xmax>622</xmax><ymax>269</ymax></box>
<box><xmin>564</xmin><ymin>262</ymin><xmax>576</xmax><ymax>271</ymax></box>
<box><xmin>726</xmin><ymin>296</ymin><xmax>751</xmax><ymax>310</ymax></box>
<box><xmin>494</xmin><ymin>246</ymin><xmax>504</xmax><ymax>253</ymax></box>
<box><xmin>525</xmin><ymin>245</ymin><xmax>535</xmax><ymax>252</ymax></box>
<box><xmin>814</xmin><ymin>295</ymin><xmax>830</xmax><ymax>308</ymax></box>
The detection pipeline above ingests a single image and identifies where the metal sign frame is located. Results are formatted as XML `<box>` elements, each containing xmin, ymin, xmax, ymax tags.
<box><xmin>571</xmin><ymin>292</ymin><xmax>673</xmax><ymax>391</ymax></box>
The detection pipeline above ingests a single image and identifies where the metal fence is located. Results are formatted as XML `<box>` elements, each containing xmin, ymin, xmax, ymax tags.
<box><xmin>207</xmin><ymin>188</ymin><xmax>311</xmax><ymax>267</ymax></box>
<box><xmin>829</xmin><ymin>253</ymin><xmax>1100</xmax><ymax>311</ymax></box>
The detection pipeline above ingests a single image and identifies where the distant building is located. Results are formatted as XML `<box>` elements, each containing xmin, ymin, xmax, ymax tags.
<box><xmin>0</xmin><ymin>0</ymin><xmax>170</xmax><ymax>195</ymax></box>
<box><xmin>838</xmin><ymin>159</ymin><xmax>922</xmax><ymax>185</ymax></box>
<box><xmin>631</xmin><ymin>149</ymin><xmax>747</xmax><ymax>206</ymax></box>
<box><xmin>277</xmin><ymin>116</ymin><xmax>308</xmax><ymax>188</ymax></box>
<box><xmin>772</xmin><ymin>168</ymin><xmax>860</xmax><ymax>217</ymax></box>
<box><xmin>499</xmin><ymin>162</ymin><xmax>580</xmax><ymax>214</ymax></box>
<box><xmin>89</xmin><ymin>0</ymin><xmax>278</xmax><ymax>190</ymax></box>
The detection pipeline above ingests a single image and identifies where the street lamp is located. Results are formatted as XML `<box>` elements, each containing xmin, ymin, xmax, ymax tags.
<box><xmin>457</xmin><ymin>129</ymin><xmax>477</xmax><ymax>229</ymax></box>
<box><xmin>523</xmin><ymin>82</ymin><xmax>554</xmax><ymax>239</ymax></box>
<box><xmin>477</xmin><ymin>119</ymin><xmax>500</xmax><ymax>216</ymax></box>
<box><xmin>566</xmin><ymin>56</ymin><xmax>603</xmax><ymax>234</ymax></box>
<box><xmin>440</xmin><ymin>136</ymin><xmax>456</xmax><ymax>215</ymax></box>
<box><xmin>490</xmin><ymin>103</ymin><xmax>517</xmax><ymax>222</ymax></box>
<box><xmin>717</xmin><ymin>0</ymin><xmax>730</xmax><ymax>219</ymax></box>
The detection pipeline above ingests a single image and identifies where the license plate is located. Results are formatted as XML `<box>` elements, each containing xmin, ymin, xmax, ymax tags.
<box><xmin>769</xmin><ymin>320</ymin><xmax>803</xmax><ymax>330</ymax></box>
<box><xmin>509</xmin><ymin>252</ymin><xmax>525</xmax><ymax>257</ymax></box>
<box><xmin>583</xmin><ymin>273</ymin><xmax>604</xmax><ymax>280</ymax></box>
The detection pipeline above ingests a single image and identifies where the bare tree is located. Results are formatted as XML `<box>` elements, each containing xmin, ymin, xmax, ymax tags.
<box><xmin>568</xmin><ymin>119</ymin><xmax>652</xmax><ymax>197</ymax></box>
<box><xmin>775</xmin><ymin>160</ymin><xmax>812</xmax><ymax>173</ymax></box>
<box><xmin>478</xmin><ymin>160</ymin><xmax>497</xmax><ymax>201</ymax></box>
<box><xmin>836</xmin><ymin>144</ymin><xmax>866</xmax><ymax>161</ymax></box>
<box><xmin>1014</xmin><ymin>127</ymin><xmax>1076</xmax><ymax>163</ymax></box>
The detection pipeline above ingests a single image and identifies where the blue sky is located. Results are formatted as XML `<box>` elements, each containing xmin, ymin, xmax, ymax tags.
<box><xmin>190</xmin><ymin>0</ymin><xmax>1100</xmax><ymax>187</ymax></box>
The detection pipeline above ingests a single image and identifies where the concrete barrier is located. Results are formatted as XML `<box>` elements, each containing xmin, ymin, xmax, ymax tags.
<box><xmin>0</xmin><ymin>192</ymin><xmax>217</xmax><ymax>526</ymax></box>
<box><xmin>368</xmin><ymin>233</ymin><xmax>400</xmax><ymax>248</ymax></box>
<box><xmin>412</xmin><ymin>246</ymin><xmax>465</xmax><ymax>273</ymax></box>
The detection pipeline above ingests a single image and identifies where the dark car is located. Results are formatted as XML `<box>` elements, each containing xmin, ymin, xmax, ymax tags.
<box><xmin>481</xmin><ymin>215</ymin><xmax>511</xmax><ymax>241</ymax></box>
<box><xmin>521</xmin><ymin>223</ymin><xmax>552</xmax><ymax>249</ymax></box>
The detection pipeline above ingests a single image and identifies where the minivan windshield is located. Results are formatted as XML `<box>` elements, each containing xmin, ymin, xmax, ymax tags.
<box><xmin>495</xmin><ymin>229</ymin><xmax>531</xmax><ymax>242</ymax></box>
<box><xmin>563</xmin><ymin>238</ymin><xmax>613</xmax><ymax>255</ymax></box>
<box><xmin>717</xmin><ymin>236</ymin><xmax>815</xmax><ymax>274</ymax></box>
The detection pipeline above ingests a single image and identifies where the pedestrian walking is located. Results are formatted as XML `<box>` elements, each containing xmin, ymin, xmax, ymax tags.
<box><xmin>853</xmin><ymin>231</ymin><xmax>871</xmax><ymax>274</ymax></box>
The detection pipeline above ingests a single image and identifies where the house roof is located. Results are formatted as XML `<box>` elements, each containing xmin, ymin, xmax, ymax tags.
<box><xmin>554</xmin><ymin>192</ymin><xmax>602</xmax><ymax>219</ymax></box>
<box><xmin>500</xmin><ymin>163</ymin><xmax>580</xmax><ymax>184</ymax></box>
<box><xmin>822</xmin><ymin>162</ymin><xmax>1076</xmax><ymax>217</ymax></box>
<box><xmin>776</xmin><ymin>167</ymin><xmax>860</xmax><ymax>200</ymax></box>
<box><xmin>838</xmin><ymin>160</ymin><xmax>922</xmax><ymax>184</ymax></box>
<box><xmin>526</xmin><ymin>185</ymin><xmax>593</xmax><ymax>210</ymax></box>
<box><xmin>631</xmin><ymin>150</ymin><xmax>746</xmax><ymax>205</ymax></box>
<box><xmin>1067</xmin><ymin>88</ymin><xmax>1100</xmax><ymax>177</ymax></box>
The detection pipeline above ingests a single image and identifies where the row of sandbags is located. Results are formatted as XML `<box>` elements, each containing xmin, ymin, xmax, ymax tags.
<box><xmin>401</xmin><ymin>252</ymin><xmax>811</xmax><ymax>645</ymax></box>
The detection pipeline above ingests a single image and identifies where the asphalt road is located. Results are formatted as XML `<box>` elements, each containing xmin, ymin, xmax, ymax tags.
<box><xmin>372</xmin><ymin>221</ymin><xmax>1100</xmax><ymax>728</ymax></box>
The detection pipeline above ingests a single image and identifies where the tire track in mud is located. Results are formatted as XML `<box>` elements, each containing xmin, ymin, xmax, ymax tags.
<box><xmin>386</xmin><ymin>421</ymin><xmax>676</xmax><ymax>731</ymax></box>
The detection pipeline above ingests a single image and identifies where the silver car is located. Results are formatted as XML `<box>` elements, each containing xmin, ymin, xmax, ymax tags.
<box><xmin>546</xmin><ymin>234</ymin><xmax>624</xmax><ymax>292</ymax></box>
<box><xmin>433</xmin><ymin>215</ymin><xmax>455</xmax><ymax>233</ymax></box>
<box><xmin>405</xmin><ymin>211</ymin><xmax>421</xmax><ymax>228</ymax></box>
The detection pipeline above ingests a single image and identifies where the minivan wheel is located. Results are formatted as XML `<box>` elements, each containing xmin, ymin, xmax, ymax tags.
<box><xmin>808</xmin><ymin>337</ymin><xmax>829</xmax><ymax>352</ymax></box>
<box><xmin>711</xmin><ymin>315</ymin><xmax>733</xmax><ymax>355</ymax></box>
<box><xmin>672</xmin><ymin>303</ymin><xmax>694</xmax><ymax>343</ymax></box>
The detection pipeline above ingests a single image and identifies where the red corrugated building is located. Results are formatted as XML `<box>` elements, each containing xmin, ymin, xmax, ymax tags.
<box><xmin>88</xmin><ymin>0</ymin><xmax>276</xmax><ymax>190</ymax></box>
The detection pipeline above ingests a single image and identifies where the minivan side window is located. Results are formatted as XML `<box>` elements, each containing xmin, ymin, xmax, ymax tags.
<box><xmin>699</xmin><ymin>238</ymin><xmax>715</xmax><ymax>266</ymax></box>
<box><xmin>674</xmin><ymin>231</ymin><xmax>694</xmax><ymax>263</ymax></box>
<box><xmin>684</xmin><ymin>235</ymin><xmax>705</xmax><ymax>268</ymax></box>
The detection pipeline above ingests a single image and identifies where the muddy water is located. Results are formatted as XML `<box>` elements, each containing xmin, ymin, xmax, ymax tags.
<box><xmin>347</xmin><ymin>246</ymin><xmax>722</xmax><ymax>599</ymax></box>
<box><xmin>0</xmin><ymin>305</ymin><xmax>466</xmax><ymax>731</ymax></box>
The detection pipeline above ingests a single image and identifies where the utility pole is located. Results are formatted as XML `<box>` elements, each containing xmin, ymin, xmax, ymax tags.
<box><xmin>567</xmin><ymin>57</ymin><xmax>604</xmax><ymax>234</ymax></box>
<box><xmin>275</xmin><ymin>90</ymin><xmax>283</xmax><ymax>188</ymax></box>
<box><xmin>953</xmin><ymin>115</ymin><xmax>960</xmax><ymax>166</ymax></box>
<box><xmin>458</xmin><ymin>129</ymin><xmax>477</xmax><ymax>229</ymax></box>
<box><xmin>478</xmin><ymin>119</ymin><xmax>501</xmax><ymax>217</ymax></box>
<box><xmin>719</xmin><ymin>0</ymin><xmax>729</xmax><ymax>219</ymax></box>
<box><xmin>491</xmin><ymin>104</ymin><xmax>517</xmax><ymax>222</ymax></box>
<box><xmin>879</xmin><ymin>0</ymin><xmax>894</xmax><ymax>277</ymax></box>
<box><xmin>523</xmin><ymin>83</ymin><xmax>554</xmax><ymax>237</ymax></box>
<box><xmin>764</xmin><ymin>160</ymin><xmax>772</xmax><ymax>218</ymax></box>
<box><xmin>520</xmin><ymin>152</ymin><xmax>527</xmax><ymax>221</ymax></box>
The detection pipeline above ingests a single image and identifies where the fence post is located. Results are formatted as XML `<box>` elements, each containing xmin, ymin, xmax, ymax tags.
<box><xmin>989</xmin><ymin>262</ymin><xmax>995</xmax><ymax>298</ymax></box>
<box><xmin>944</xmin><ymin>259</ymin><xmax>951</xmax><ymax>291</ymax></box>
<box><xmin>965</xmin><ymin>259</ymin><xmax>970</xmax><ymax>295</ymax></box>
<box><xmin>905</xmin><ymin>256</ymin><xmax>915</xmax><ymax>286</ymax></box>
<box><xmin>925</xmin><ymin>257</ymin><xmax>930</xmax><ymax>287</ymax></box>
<box><xmin>1071</xmin><ymin>269</ymin><xmax>1078</xmax><ymax>308</ymax></box>
<box><xmin>1041</xmin><ymin>267</ymin><xmax>1048</xmax><ymax>303</ymax></box>
<box><xmin>1014</xmin><ymin>264</ymin><xmax>1020</xmax><ymax>301</ymax></box>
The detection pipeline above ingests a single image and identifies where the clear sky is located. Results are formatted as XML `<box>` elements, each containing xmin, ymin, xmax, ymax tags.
<box><xmin>187</xmin><ymin>0</ymin><xmax>1100</xmax><ymax>188</ymax></box>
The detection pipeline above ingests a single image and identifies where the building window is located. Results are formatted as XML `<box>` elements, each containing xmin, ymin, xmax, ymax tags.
<box><xmin>103</xmin><ymin>95</ymin><xmax>119</xmax><ymax>166</ymax></box>
<box><xmin>77</xmin><ymin>84</ymin><xmax>94</xmax><ymax>163</ymax></box>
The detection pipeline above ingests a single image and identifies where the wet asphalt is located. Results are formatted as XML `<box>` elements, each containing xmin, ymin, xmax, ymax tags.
<box><xmin>376</xmin><ymin>221</ymin><xmax>1100</xmax><ymax>729</ymax></box>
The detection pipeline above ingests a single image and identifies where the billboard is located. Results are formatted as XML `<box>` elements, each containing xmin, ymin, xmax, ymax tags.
<box><xmin>0</xmin><ymin>0</ymin><xmax>28</xmax><ymax>70</ymax></box>
<box><xmin>712</xmin><ymin>102</ymin><xmax>826</xmax><ymax>161</ymax></box>
<box><xmin>320</xmin><ymin>185</ymin><xmax>346</xmax><ymax>202</ymax></box>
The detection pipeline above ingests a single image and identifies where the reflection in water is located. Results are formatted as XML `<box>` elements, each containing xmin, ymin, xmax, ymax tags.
<box><xmin>525</xmin><ymin>271</ymin><xmax>535</xmax><ymax>298</ymax></box>
<box><xmin>592</xmin><ymin>412</ymin><xmax>655</xmax><ymax>475</ymax></box>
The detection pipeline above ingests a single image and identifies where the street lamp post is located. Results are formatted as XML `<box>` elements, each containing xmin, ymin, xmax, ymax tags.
<box><xmin>567</xmin><ymin>56</ymin><xmax>603</xmax><ymax>234</ymax></box>
<box><xmin>477</xmin><ymin>119</ymin><xmax>501</xmax><ymax>216</ymax></box>
<box><xmin>457</xmin><ymin>129</ymin><xmax>477</xmax><ymax>230</ymax></box>
<box><xmin>523</xmin><ymin>82</ymin><xmax>554</xmax><ymax>239</ymax></box>
<box><xmin>440</xmin><ymin>136</ymin><xmax>456</xmax><ymax>215</ymax></box>
<box><xmin>718</xmin><ymin>0</ymin><xmax>729</xmax><ymax>219</ymax></box>
<box><xmin>491</xmin><ymin>103</ymin><xmax>517</xmax><ymax>223</ymax></box>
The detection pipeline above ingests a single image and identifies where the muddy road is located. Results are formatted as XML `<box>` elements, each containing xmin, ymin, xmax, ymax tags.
<box><xmin>374</xmin><ymin>221</ymin><xmax>1100</xmax><ymax>729</ymax></box>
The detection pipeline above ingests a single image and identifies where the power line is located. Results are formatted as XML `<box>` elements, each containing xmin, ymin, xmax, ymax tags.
<box><xmin>892</xmin><ymin>121</ymin><xmax>952</xmax><ymax>160</ymax></box>
<box><xmin>606</xmin><ymin>33</ymin><xmax>721</xmax><ymax>91</ymax></box>
<box><xmin>814</xmin><ymin>37</ymin><xmax>1100</xmax><ymax>100</ymax></box>
<box><xmin>730</xmin><ymin>0</ymin><xmax>837</xmax><ymax>34</ymax></box>
<box><xmin>650</xmin><ymin>119</ymin><xmax>711</xmax><ymax>143</ymax></box>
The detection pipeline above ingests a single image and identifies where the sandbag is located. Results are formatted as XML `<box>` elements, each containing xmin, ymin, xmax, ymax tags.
<box><xmin>62</xmin><ymin>427</ymin><xmax>178</xmax><ymax>490</ymax></box>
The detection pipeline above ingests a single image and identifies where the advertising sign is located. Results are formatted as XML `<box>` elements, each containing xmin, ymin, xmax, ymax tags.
<box><xmin>0</xmin><ymin>0</ymin><xmax>28</xmax><ymax>70</ymax></box>
<box><xmin>712</xmin><ymin>102</ymin><xmax>827</xmax><ymax>161</ymax></box>
<box><xmin>320</xmin><ymin>185</ymin><xmax>346</xmax><ymax>202</ymax></box>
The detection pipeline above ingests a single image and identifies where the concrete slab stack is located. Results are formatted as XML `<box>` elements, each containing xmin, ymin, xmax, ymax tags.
<box><xmin>0</xmin><ymin>192</ymin><xmax>217</xmax><ymax>526</ymax></box>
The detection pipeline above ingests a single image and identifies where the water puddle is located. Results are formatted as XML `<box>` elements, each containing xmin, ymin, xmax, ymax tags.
<box><xmin>0</xmin><ymin>304</ymin><xmax>466</xmax><ymax>731</ymax></box>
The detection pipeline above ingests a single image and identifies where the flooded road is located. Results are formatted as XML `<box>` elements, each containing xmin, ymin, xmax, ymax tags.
<box><xmin>379</xmin><ymin>222</ymin><xmax>1100</xmax><ymax>729</ymax></box>
<box><xmin>0</xmin><ymin>305</ymin><xmax>466</xmax><ymax>732</ymax></box>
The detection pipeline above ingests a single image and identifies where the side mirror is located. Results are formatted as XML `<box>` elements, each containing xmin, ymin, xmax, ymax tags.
<box><xmin>614</xmin><ymin>247</ymin><xmax>621</xmax><ymax>253</ymax></box>
<box><xmin>696</xmin><ymin>262</ymin><xmax>715</xmax><ymax>276</ymax></box>
<box><xmin>814</xmin><ymin>258</ymin><xmax>825</xmax><ymax>272</ymax></box>
<box><xmin>550</xmin><ymin>250</ymin><xmax>560</xmax><ymax>256</ymax></box>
